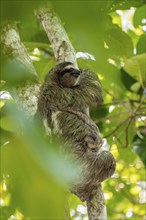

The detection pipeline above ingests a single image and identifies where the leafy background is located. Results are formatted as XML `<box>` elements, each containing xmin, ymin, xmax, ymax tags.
<box><xmin>0</xmin><ymin>0</ymin><xmax>146</xmax><ymax>220</ymax></box>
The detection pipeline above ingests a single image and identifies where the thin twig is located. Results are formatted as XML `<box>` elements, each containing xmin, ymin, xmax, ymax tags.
<box><xmin>94</xmin><ymin>110</ymin><xmax>131</xmax><ymax>123</ymax></box>
<box><xmin>104</xmin><ymin>97</ymin><xmax>145</xmax><ymax>145</ymax></box>
<box><xmin>113</xmin><ymin>135</ymin><xmax>124</xmax><ymax>146</ymax></box>
<box><xmin>125</xmin><ymin>97</ymin><xmax>145</xmax><ymax>147</ymax></box>
<box><xmin>101</xmin><ymin>100</ymin><xmax>146</xmax><ymax>108</ymax></box>
<box><xmin>104</xmin><ymin>117</ymin><xmax>129</xmax><ymax>139</ymax></box>
<box><xmin>102</xmin><ymin>88</ymin><xmax>117</xmax><ymax>100</ymax></box>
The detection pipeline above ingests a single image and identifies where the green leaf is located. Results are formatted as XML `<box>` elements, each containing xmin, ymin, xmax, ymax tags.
<box><xmin>104</xmin><ymin>27</ymin><xmax>134</xmax><ymax>58</ymax></box>
<box><xmin>1</xmin><ymin>57</ymin><xmax>37</xmax><ymax>85</ymax></box>
<box><xmin>118</xmin><ymin>146</ymin><xmax>137</xmax><ymax>163</ymax></box>
<box><xmin>0</xmin><ymin>116</ymin><xmax>20</xmax><ymax>133</ymax></box>
<box><xmin>0</xmin><ymin>128</ymin><xmax>14</xmax><ymax>146</ymax></box>
<box><xmin>132</xmin><ymin>135</ymin><xmax>146</xmax><ymax>167</ymax></box>
<box><xmin>1</xmin><ymin>105</ymin><xmax>80</xmax><ymax>219</ymax></box>
<box><xmin>130</xmin><ymin>82</ymin><xmax>141</xmax><ymax>93</ymax></box>
<box><xmin>1</xmin><ymin>141</ymin><xmax>65</xmax><ymax>219</ymax></box>
<box><xmin>123</xmin><ymin>54</ymin><xmax>146</xmax><ymax>86</ymax></box>
<box><xmin>90</xmin><ymin>106</ymin><xmax>109</xmax><ymax>119</ymax></box>
<box><xmin>108</xmin><ymin>0</ymin><xmax>146</xmax><ymax>12</ymax></box>
<box><xmin>133</xmin><ymin>4</ymin><xmax>146</xmax><ymax>28</ymax></box>
<box><xmin>136</xmin><ymin>34</ymin><xmax>146</xmax><ymax>54</ymax></box>
<box><xmin>120</xmin><ymin>68</ymin><xmax>137</xmax><ymax>91</ymax></box>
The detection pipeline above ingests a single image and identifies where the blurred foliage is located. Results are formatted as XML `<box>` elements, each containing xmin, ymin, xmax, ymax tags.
<box><xmin>0</xmin><ymin>0</ymin><xmax>146</xmax><ymax>220</ymax></box>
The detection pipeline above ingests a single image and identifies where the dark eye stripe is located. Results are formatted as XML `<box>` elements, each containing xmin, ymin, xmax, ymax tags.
<box><xmin>58</xmin><ymin>69</ymin><xmax>70</xmax><ymax>76</ymax></box>
<box><xmin>58</xmin><ymin>68</ymin><xmax>76</xmax><ymax>76</ymax></box>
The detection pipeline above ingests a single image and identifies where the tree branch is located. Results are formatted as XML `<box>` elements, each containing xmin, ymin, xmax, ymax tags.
<box><xmin>104</xmin><ymin>117</ymin><xmax>129</xmax><ymax>139</ymax></box>
<box><xmin>34</xmin><ymin>6</ymin><xmax>78</xmax><ymax>68</ymax></box>
<box><xmin>103</xmin><ymin>96</ymin><xmax>145</xmax><ymax>148</ymax></box>
<box><xmin>87</xmin><ymin>185</ymin><xmax>107</xmax><ymax>220</ymax></box>
<box><xmin>0</xmin><ymin>24</ymin><xmax>40</xmax><ymax>117</ymax></box>
<box><xmin>1</xmin><ymin>24</ymin><xmax>38</xmax><ymax>78</ymax></box>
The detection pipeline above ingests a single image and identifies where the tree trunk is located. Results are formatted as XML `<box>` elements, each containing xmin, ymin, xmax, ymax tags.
<box><xmin>87</xmin><ymin>185</ymin><xmax>107</xmax><ymax>220</ymax></box>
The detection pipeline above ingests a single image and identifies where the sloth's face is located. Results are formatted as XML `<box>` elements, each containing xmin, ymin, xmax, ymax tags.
<box><xmin>57</xmin><ymin>64</ymin><xmax>81</xmax><ymax>88</ymax></box>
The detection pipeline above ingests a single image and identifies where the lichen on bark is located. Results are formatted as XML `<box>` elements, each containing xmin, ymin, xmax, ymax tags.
<box><xmin>1</xmin><ymin>24</ymin><xmax>40</xmax><ymax>117</ymax></box>
<box><xmin>35</xmin><ymin>6</ymin><xmax>78</xmax><ymax>68</ymax></box>
<box><xmin>1</xmin><ymin>24</ymin><xmax>37</xmax><ymax>77</ymax></box>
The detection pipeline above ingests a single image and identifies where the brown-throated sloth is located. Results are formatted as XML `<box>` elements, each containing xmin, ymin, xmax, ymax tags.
<box><xmin>37</xmin><ymin>62</ymin><xmax>116</xmax><ymax>201</ymax></box>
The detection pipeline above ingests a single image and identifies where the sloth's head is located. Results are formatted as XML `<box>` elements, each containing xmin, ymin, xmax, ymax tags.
<box><xmin>54</xmin><ymin>62</ymin><xmax>81</xmax><ymax>88</ymax></box>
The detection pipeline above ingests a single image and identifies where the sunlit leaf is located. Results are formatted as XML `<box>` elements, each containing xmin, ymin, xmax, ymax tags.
<box><xmin>104</xmin><ymin>27</ymin><xmax>134</xmax><ymax>58</ymax></box>
<box><xmin>1</xmin><ymin>58</ymin><xmax>36</xmax><ymax>85</ymax></box>
<box><xmin>132</xmin><ymin>134</ymin><xmax>146</xmax><ymax>167</ymax></box>
<box><xmin>136</xmin><ymin>34</ymin><xmax>146</xmax><ymax>54</ymax></box>
<box><xmin>120</xmin><ymin>68</ymin><xmax>137</xmax><ymax>91</ymax></box>
<box><xmin>1</xmin><ymin>141</ymin><xmax>65</xmax><ymax>219</ymax></box>
<box><xmin>133</xmin><ymin>5</ymin><xmax>146</xmax><ymax>28</ymax></box>
<box><xmin>108</xmin><ymin>0</ymin><xmax>145</xmax><ymax>12</ymax></box>
<box><xmin>123</xmin><ymin>54</ymin><xmax>146</xmax><ymax>87</ymax></box>
<box><xmin>130</xmin><ymin>186</ymin><xmax>141</xmax><ymax>195</ymax></box>
<box><xmin>130</xmin><ymin>82</ymin><xmax>141</xmax><ymax>92</ymax></box>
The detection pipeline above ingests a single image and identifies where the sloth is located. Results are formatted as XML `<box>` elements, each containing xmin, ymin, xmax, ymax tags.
<box><xmin>37</xmin><ymin>62</ymin><xmax>116</xmax><ymax>201</ymax></box>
